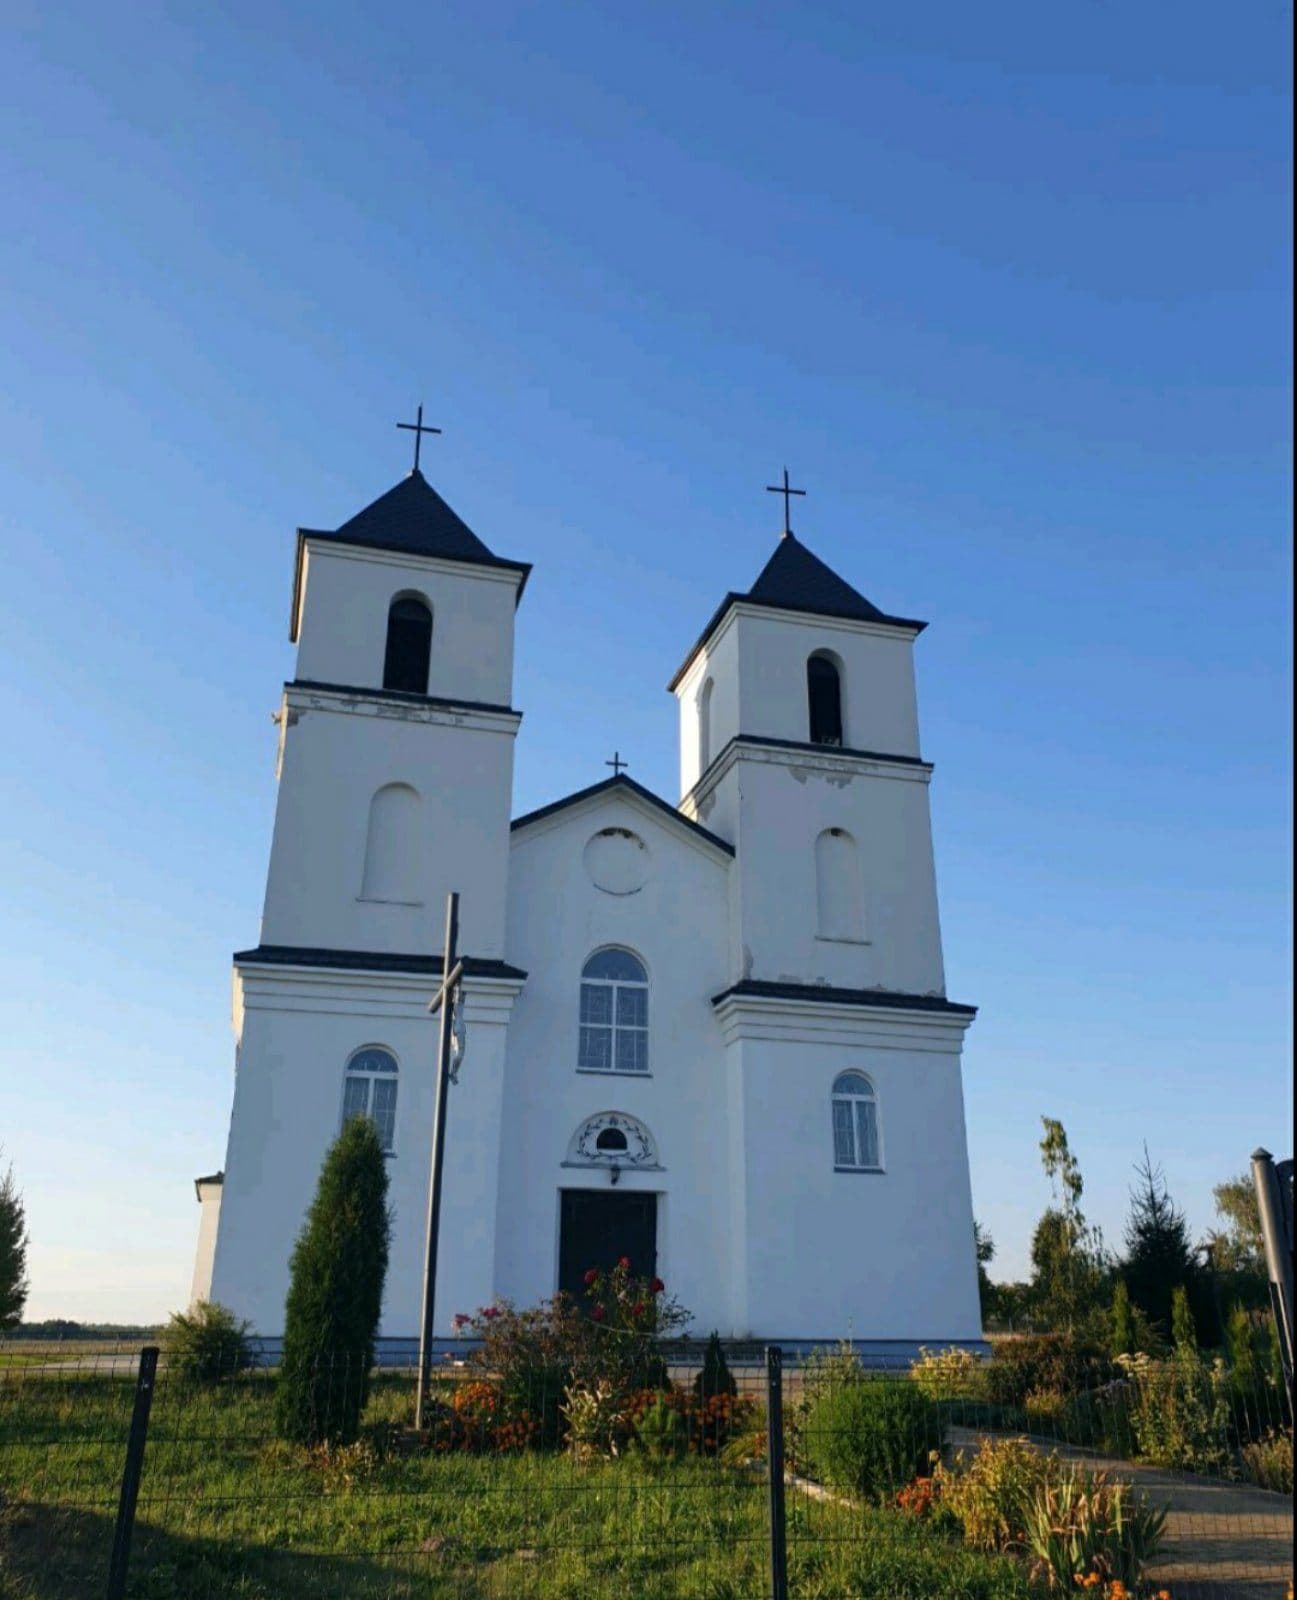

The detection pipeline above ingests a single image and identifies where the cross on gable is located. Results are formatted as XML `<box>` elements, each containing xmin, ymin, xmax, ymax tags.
<box><xmin>606</xmin><ymin>751</ymin><xmax>629</xmax><ymax>777</ymax></box>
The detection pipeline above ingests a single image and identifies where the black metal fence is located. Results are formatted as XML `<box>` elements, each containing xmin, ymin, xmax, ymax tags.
<box><xmin>0</xmin><ymin>1339</ymin><xmax>1291</xmax><ymax>1598</ymax></box>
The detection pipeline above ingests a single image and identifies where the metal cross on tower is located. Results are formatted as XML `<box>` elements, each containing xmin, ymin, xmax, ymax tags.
<box><xmin>606</xmin><ymin>751</ymin><xmax>629</xmax><ymax>777</ymax></box>
<box><xmin>765</xmin><ymin>467</ymin><xmax>806</xmax><ymax>536</ymax></box>
<box><xmin>397</xmin><ymin>404</ymin><xmax>442</xmax><ymax>473</ymax></box>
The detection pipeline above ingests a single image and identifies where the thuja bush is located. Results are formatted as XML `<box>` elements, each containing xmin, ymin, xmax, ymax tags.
<box><xmin>802</xmin><ymin>1375</ymin><xmax>942</xmax><ymax>1502</ymax></box>
<box><xmin>694</xmin><ymin>1329</ymin><xmax>737</xmax><ymax>1403</ymax></box>
<box><xmin>161</xmin><ymin>1300</ymin><xmax>254</xmax><ymax>1384</ymax></box>
<box><xmin>274</xmin><ymin>1117</ymin><xmax>391</xmax><ymax>1446</ymax></box>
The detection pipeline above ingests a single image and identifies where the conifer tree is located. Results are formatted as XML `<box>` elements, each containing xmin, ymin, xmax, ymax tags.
<box><xmin>0</xmin><ymin>1157</ymin><xmax>29</xmax><ymax>1331</ymax></box>
<box><xmin>694</xmin><ymin>1330</ymin><xmax>737</xmax><ymax>1403</ymax></box>
<box><xmin>1123</xmin><ymin>1146</ymin><xmax>1197</xmax><ymax>1342</ymax></box>
<box><xmin>275</xmin><ymin>1117</ymin><xmax>391</xmax><ymax>1445</ymax></box>
<box><xmin>1171</xmin><ymin>1284</ymin><xmax>1197</xmax><ymax>1353</ymax></box>
<box><xmin>1109</xmin><ymin>1278</ymin><xmax>1135</xmax><ymax>1357</ymax></box>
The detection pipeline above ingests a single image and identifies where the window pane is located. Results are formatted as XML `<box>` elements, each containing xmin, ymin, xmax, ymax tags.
<box><xmin>856</xmin><ymin>1098</ymin><xmax>879</xmax><ymax>1168</ymax></box>
<box><xmin>615</xmin><ymin>1027</ymin><xmax>647</xmax><ymax>1074</ymax></box>
<box><xmin>580</xmin><ymin>983</ymin><xmax>612</xmax><ymax>1026</ymax></box>
<box><xmin>582</xmin><ymin>949</ymin><xmax>647</xmax><ymax>983</ymax></box>
<box><xmin>578</xmin><ymin>1025</ymin><xmax>612</xmax><ymax>1072</ymax></box>
<box><xmin>342</xmin><ymin>1075</ymin><xmax>370</xmax><ymax>1124</ymax></box>
<box><xmin>616</xmin><ymin>985</ymin><xmax>647</xmax><ymax>1028</ymax></box>
<box><xmin>371</xmin><ymin>1078</ymin><xmax>398</xmax><ymax>1152</ymax></box>
<box><xmin>350</xmin><ymin>1048</ymin><xmax>398</xmax><ymax>1076</ymax></box>
<box><xmin>832</xmin><ymin>1098</ymin><xmax>856</xmax><ymax>1166</ymax></box>
<box><xmin>832</xmin><ymin>1070</ymin><xmax>871</xmax><ymax>1097</ymax></box>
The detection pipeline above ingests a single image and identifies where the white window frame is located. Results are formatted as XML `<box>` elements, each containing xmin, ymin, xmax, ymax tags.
<box><xmin>831</xmin><ymin>1070</ymin><xmax>882</xmax><ymax>1172</ymax></box>
<box><xmin>577</xmin><ymin>948</ymin><xmax>649</xmax><ymax>1075</ymax></box>
<box><xmin>341</xmin><ymin>1046</ymin><xmax>400</xmax><ymax>1154</ymax></box>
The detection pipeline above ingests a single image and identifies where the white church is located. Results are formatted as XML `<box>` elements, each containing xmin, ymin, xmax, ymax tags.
<box><xmin>193</xmin><ymin>452</ymin><xmax>984</xmax><ymax>1352</ymax></box>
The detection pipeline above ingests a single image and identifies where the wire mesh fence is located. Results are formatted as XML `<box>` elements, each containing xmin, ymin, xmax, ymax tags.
<box><xmin>0</xmin><ymin>1335</ymin><xmax>1291</xmax><ymax>1599</ymax></box>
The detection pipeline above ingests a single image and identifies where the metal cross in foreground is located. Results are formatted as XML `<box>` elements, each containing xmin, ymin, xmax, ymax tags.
<box><xmin>765</xmin><ymin>467</ymin><xmax>806</xmax><ymax>536</ymax></box>
<box><xmin>397</xmin><ymin>403</ymin><xmax>442</xmax><ymax>473</ymax></box>
<box><xmin>606</xmin><ymin>751</ymin><xmax>629</xmax><ymax>777</ymax></box>
<box><xmin>416</xmin><ymin>891</ymin><xmax>462</xmax><ymax>1431</ymax></box>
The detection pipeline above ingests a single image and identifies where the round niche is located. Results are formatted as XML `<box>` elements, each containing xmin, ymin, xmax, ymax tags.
<box><xmin>583</xmin><ymin>827</ymin><xmax>650</xmax><ymax>896</ymax></box>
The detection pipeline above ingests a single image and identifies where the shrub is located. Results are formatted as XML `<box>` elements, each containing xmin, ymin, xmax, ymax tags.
<box><xmin>910</xmin><ymin>1345</ymin><xmax>986</xmax><ymax>1402</ymax></box>
<box><xmin>1171</xmin><ymin>1284</ymin><xmax>1197</xmax><ymax>1352</ymax></box>
<box><xmin>801</xmin><ymin>1376</ymin><xmax>942</xmax><ymax>1502</ymax></box>
<box><xmin>984</xmin><ymin>1334</ymin><xmax>1113</xmax><ymax>1407</ymax></box>
<box><xmin>1022</xmin><ymin>1463</ymin><xmax>1166</xmax><ymax>1591</ymax></box>
<box><xmin>1241</xmin><ymin>1429</ymin><xmax>1294</xmax><ymax>1495</ymax></box>
<box><xmin>1117</xmin><ymin>1349</ymin><xmax>1232</xmax><ymax>1476</ymax></box>
<box><xmin>274</xmin><ymin>1117</ymin><xmax>391</xmax><ymax>1446</ymax></box>
<box><xmin>456</xmin><ymin>1266</ymin><xmax>691</xmax><ymax>1446</ymax></box>
<box><xmin>631</xmin><ymin>1392</ymin><xmax>687</xmax><ymax>1461</ymax></box>
<box><xmin>161</xmin><ymin>1300</ymin><xmax>254</xmax><ymax>1384</ymax></box>
<box><xmin>936</xmin><ymin>1435</ymin><xmax>1053</xmax><ymax>1552</ymax></box>
<box><xmin>561</xmin><ymin>1380</ymin><xmax>631</xmax><ymax>1461</ymax></box>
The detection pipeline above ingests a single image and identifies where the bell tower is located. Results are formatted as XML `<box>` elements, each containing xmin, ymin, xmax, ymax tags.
<box><xmin>671</xmin><ymin>520</ymin><xmax>946</xmax><ymax>999</ymax></box>
<box><xmin>208</xmin><ymin>459</ymin><xmax>531</xmax><ymax>1336</ymax></box>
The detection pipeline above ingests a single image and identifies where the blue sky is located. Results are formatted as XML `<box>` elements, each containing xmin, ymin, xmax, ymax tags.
<box><xmin>1</xmin><ymin>1</ymin><xmax>1290</xmax><ymax>1323</ymax></box>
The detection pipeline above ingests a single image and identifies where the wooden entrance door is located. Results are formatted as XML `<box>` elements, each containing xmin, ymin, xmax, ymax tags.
<box><xmin>558</xmin><ymin>1189</ymin><xmax>657</xmax><ymax>1301</ymax></box>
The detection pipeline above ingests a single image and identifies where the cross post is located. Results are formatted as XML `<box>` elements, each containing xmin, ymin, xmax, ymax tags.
<box><xmin>765</xmin><ymin>467</ymin><xmax>806</xmax><ymax>536</ymax></box>
<box><xmin>606</xmin><ymin>752</ymin><xmax>629</xmax><ymax>777</ymax></box>
<box><xmin>397</xmin><ymin>404</ymin><xmax>442</xmax><ymax>473</ymax></box>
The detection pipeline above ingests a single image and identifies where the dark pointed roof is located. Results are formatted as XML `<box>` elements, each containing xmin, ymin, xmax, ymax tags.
<box><xmin>667</xmin><ymin>530</ymin><xmax>926</xmax><ymax>691</ymax></box>
<box><xmin>291</xmin><ymin>470</ymin><xmax>532</xmax><ymax>638</ymax></box>
<box><xmin>747</xmin><ymin>533</ymin><xmax>896</xmax><ymax>624</ymax></box>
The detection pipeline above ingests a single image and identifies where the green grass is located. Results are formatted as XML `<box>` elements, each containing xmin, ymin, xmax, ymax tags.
<box><xmin>0</xmin><ymin>1371</ymin><xmax>1033</xmax><ymax>1599</ymax></box>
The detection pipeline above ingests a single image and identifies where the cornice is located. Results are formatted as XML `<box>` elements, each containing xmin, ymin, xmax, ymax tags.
<box><xmin>683</xmin><ymin>734</ymin><xmax>932</xmax><ymax>814</ymax></box>
<box><xmin>280</xmin><ymin>681</ymin><xmax>522</xmax><ymax>735</ymax></box>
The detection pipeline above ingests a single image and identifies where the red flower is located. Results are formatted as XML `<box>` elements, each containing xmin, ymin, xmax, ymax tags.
<box><xmin>651</xmin><ymin>1278</ymin><xmax>665</xmax><ymax>1294</ymax></box>
<box><xmin>618</xmin><ymin>1256</ymin><xmax>631</xmax><ymax>1270</ymax></box>
<box><xmin>583</xmin><ymin>1268</ymin><xmax>599</xmax><ymax>1286</ymax></box>
<box><xmin>452</xmin><ymin>1313</ymin><xmax>469</xmax><ymax>1329</ymax></box>
<box><xmin>632</xmin><ymin>1302</ymin><xmax>647</xmax><ymax>1317</ymax></box>
<box><xmin>591</xmin><ymin>1306</ymin><xmax>606</xmax><ymax>1321</ymax></box>
<box><xmin>481</xmin><ymin>1305</ymin><xmax>500</xmax><ymax>1320</ymax></box>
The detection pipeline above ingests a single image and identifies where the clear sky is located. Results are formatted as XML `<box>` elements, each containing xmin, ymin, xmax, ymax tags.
<box><xmin>1</xmin><ymin>1</ymin><xmax>1290</xmax><ymax>1324</ymax></box>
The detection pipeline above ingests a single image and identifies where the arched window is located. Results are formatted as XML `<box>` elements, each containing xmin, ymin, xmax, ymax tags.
<box><xmin>697</xmin><ymin>678</ymin><xmax>714</xmax><ymax>775</ymax></box>
<box><xmin>566</xmin><ymin>1111</ymin><xmax>660</xmax><ymax>1170</ymax></box>
<box><xmin>832</xmin><ymin>1071</ymin><xmax>881</xmax><ymax>1171</ymax></box>
<box><xmin>342</xmin><ymin>1047</ymin><xmax>399</xmax><ymax>1152</ymax></box>
<box><xmin>807</xmin><ymin>652</ymin><xmax>844</xmax><ymax>746</ymax></box>
<box><xmin>578</xmin><ymin>948</ymin><xmax>649</xmax><ymax>1073</ymax></box>
<box><xmin>382</xmin><ymin>594</ymin><xmax>432</xmax><ymax>694</ymax></box>
<box><xmin>360</xmin><ymin>783</ymin><xmax>421</xmax><ymax>901</ymax></box>
<box><xmin>815</xmin><ymin>827</ymin><xmax>865</xmax><ymax>940</ymax></box>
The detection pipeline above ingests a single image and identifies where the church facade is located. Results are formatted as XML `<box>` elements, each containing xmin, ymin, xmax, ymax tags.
<box><xmin>197</xmin><ymin>462</ymin><xmax>983</xmax><ymax>1351</ymax></box>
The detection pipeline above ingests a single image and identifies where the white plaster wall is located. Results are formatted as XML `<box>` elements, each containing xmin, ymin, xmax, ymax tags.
<box><xmin>499</xmin><ymin>792</ymin><xmax>735</xmax><ymax>1334</ymax></box>
<box><xmin>295</xmin><ymin>542</ymin><xmax>519</xmax><ymax>706</ymax></box>
<box><xmin>703</xmin><ymin>754</ymin><xmax>946</xmax><ymax>995</ymax></box>
<box><xmin>209</xmin><ymin>966</ymin><xmax>519</xmax><ymax>1336</ymax></box>
<box><xmin>724</xmin><ymin>1012</ymin><xmax>982</xmax><ymax>1341</ymax></box>
<box><xmin>676</xmin><ymin>623</ymin><xmax>741</xmax><ymax>800</ymax></box>
<box><xmin>188</xmin><ymin>1182</ymin><xmax>223</xmax><ymax>1308</ymax></box>
<box><xmin>260</xmin><ymin>692</ymin><xmax>517</xmax><ymax>958</ymax></box>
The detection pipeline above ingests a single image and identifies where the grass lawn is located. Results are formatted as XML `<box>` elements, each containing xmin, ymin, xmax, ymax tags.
<box><xmin>0</xmin><ymin>1372</ymin><xmax>1033</xmax><ymax>1599</ymax></box>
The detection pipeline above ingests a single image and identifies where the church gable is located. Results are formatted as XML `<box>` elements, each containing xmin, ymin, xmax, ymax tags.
<box><xmin>510</xmin><ymin>773</ymin><xmax>734</xmax><ymax>868</ymax></box>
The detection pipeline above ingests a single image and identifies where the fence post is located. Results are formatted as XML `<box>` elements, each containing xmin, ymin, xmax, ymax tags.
<box><xmin>1251</xmin><ymin>1148</ymin><xmax>1295</xmax><ymax>1397</ymax></box>
<box><xmin>106</xmin><ymin>1345</ymin><xmax>159</xmax><ymax>1600</ymax></box>
<box><xmin>765</xmin><ymin>1345</ymin><xmax>789</xmax><ymax>1600</ymax></box>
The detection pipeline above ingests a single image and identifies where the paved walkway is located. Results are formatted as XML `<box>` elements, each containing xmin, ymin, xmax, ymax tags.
<box><xmin>950</xmin><ymin>1428</ymin><xmax>1293</xmax><ymax>1599</ymax></box>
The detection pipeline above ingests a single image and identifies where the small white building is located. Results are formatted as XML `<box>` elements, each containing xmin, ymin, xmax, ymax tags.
<box><xmin>198</xmin><ymin>462</ymin><xmax>983</xmax><ymax>1352</ymax></box>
